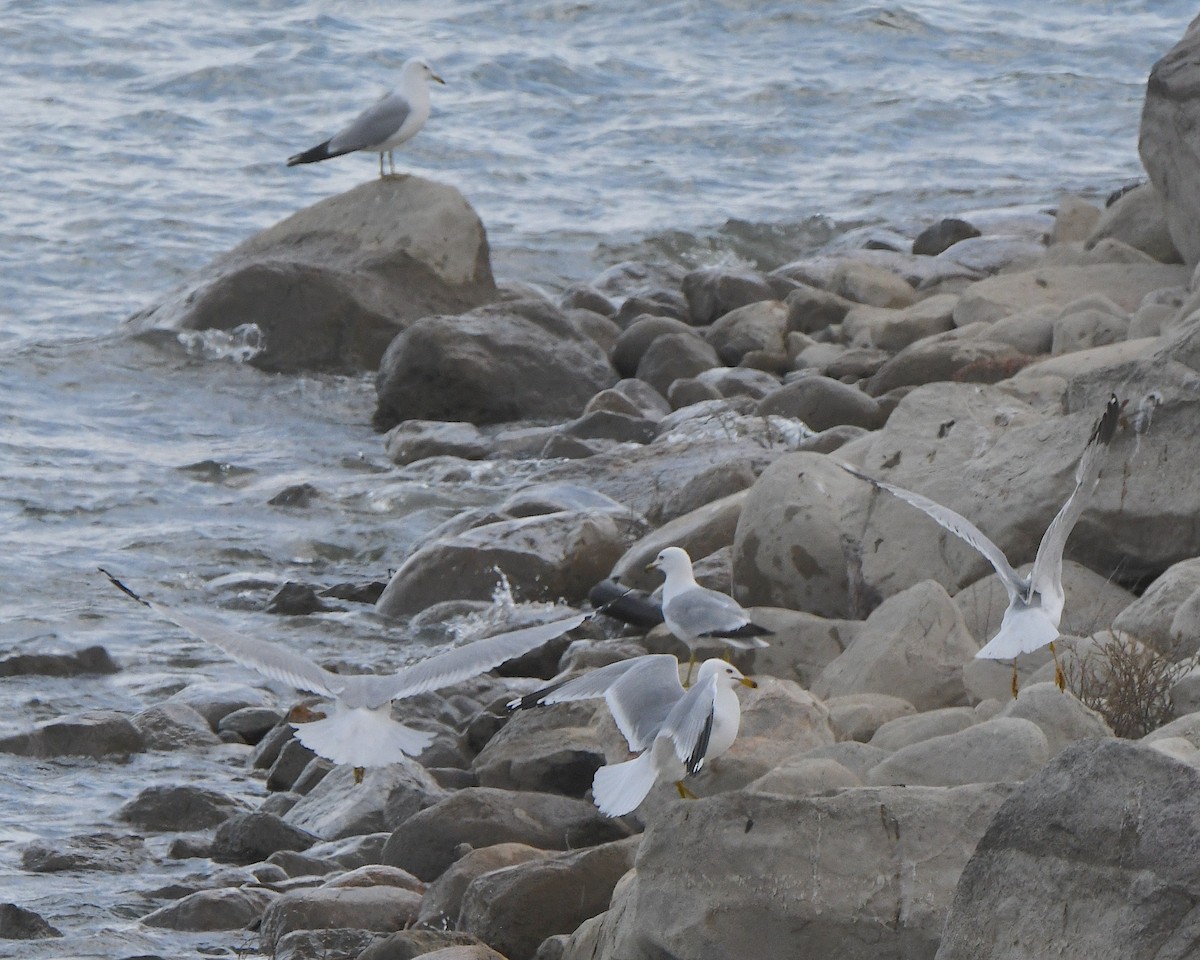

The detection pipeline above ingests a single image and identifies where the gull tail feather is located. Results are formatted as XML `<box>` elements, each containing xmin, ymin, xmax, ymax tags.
<box><xmin>975</xmin><ymin>605</ymin><xmax>1061</xmax><ymax>660</ymax></box>
<box><xmin>287</xmin><ymin>140</ymin><xmax>352</xmax><ymax>166</ymax></box>
<box><xmin>292</xmin><ymin>705</ymin><xmax>434</xmax><ymax>767</ymax></box>
<box><xmin>592</xmin><ymin>752</ymin><xmax>658</xmax><ymax>818</ymax></box>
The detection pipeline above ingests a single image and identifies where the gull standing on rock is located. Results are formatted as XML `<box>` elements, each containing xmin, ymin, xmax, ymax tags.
<box><xmin>509</xmin><ymin>655</ymin><xmax>756</xmax><ymax>817</ymax></box>
<box><xmin>286</xmin><ymin>57</ymin><xmax>444</xmax><ymax>178</ymax></box>
<box><xmin>102</xmin><ymin>570</ymin><xmax>589</xmax><ymax>782</ymax></box>
<box><xmin>647</xmin><ymin>546</ymin><xmax>772</xmax><ymax>685</ymax></box>
<box><xmin>841</xmin><ymin>394</ymin><xmax>1120</xmax><ymax>696</ymax></box>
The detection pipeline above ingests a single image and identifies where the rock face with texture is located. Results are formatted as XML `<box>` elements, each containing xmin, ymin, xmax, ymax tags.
<box><xmin>1141</xmin><ymin>17</ymin><xmax>1200</xmax><ymax>267</ymax></box>
<box><xmin>565</xmin><ymin>783</ymin><xmax>1012</xmax><ymax>960</ymax></box>
<box><xmin>867</xmin><ymin>717</ymin><xmax>1050</xmax><ymax>787</ymax></box>
<box><xmin>126</xmin><ymin>177</ymin><xmax>497</xmax><ymax>372</ymax></box>
<box><xmin>937</xmin><ymin>739</ymin><xmax>1200</xmax><ymax>960</ymax></box>
<box><xmin>374</xmin><ymin>299</ymin><xmax>616</xmax><ymax>430</ymax></box>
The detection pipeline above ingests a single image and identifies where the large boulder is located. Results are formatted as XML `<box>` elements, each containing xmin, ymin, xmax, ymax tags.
<box><xmin>125</xmin><ymin>177</ymin><xmax>496</xmax><ymax>372</ymax></box>
<box><xmin>564</xmin><ymin>783</ymin><xmax>1012</xmax><ymax>960</ymax></box>
<box><xmin>936</xmin><ymin>739</ymin><xmax>1200</xmax><ymax>959</ymax></box>
<box><xmin>374</xmin><ymin>299</ymin><xmax>616</xmax><ymax>430</ymax></box>
<box><xmin>1140</xmin><ymin>16</ymin><xmax>1200</xmax><ymax>267</ymax></box>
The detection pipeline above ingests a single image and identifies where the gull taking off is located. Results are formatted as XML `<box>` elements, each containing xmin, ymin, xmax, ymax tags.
<box><xmin>647</xmin><ymin>546</ymin><xmax>771</xmax><ymax>685</ymax></box>
<box><xmin>509</xmin><ymin>655</ymin><xmax>756</xmax><ymax>817</ymax></box>
<box><xmin>102</xmin><ymin>570</ymin><xmax>588</xmax><ymax>781</ymax></box>
<box><xmin>287</xmin><ymin>58</ymin><xmax>444</xmax><ymax>178</ymax></box>
<box><xmin>842</xmin><ymin>394</ymin><xmax>1120</xmax><ymax>696</ymax></box>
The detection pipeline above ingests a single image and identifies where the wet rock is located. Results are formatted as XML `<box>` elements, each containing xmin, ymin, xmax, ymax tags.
<box><xmin>869</xmin><ymin>707</ymin><xmax>978</xmax><ymax>752</ymax></box>
<box><xmin>458</xmin><ymin>837</ymin><xmax>640</xmax><ymax>960</ymax></box>
<box><xmin>141</xmin><ymin>887</ymin><xmax>277</xmax><ymax>931</ymax></box>
<box><xmin>283</xmin><ymin>761</ymin><xmax>447</xmax><ymax>840</ymax></box>
<box><xmin>563</xmin><ymin>783</ymin><xmax>1012</xmax><ymax>960</ymax></box>
<box><xmin>384</xmin><ymin>420</ymin><xmax>489</xmax><ymax>466</ymax></box>
<box><xmin>382</xmin><ymin>788</ymin><xmax>633</xmax><ymax>882</ymax></box>
<box><xmin>416</xmin><ymin>843</ymin><xmax>551</xmax><ymax>929</ymax></box>
<box><xmin>166</xmin><ymin>681</ymin><xmax>272</xmax><ymax>729</ymax></box>
<box><xmin>703</xmin><ymin>300</ymin><xmax>787</xmax><ymax>364</ymax></box>
<box><xmin>376</xmin><ymin>510</ymin><xmax>636</xmax><ymax>617</ymax></box>
<box><xmin>269</xmin><ymin>482</ymin><xmax>321</xmax><ymax>507</ymax></box>
<box><xmin>560</xmin><ymin>410</ymin><xmax>657</xmax><ymax>444</ymax></box>
<box><xmin>812</xmin><ymin>580</ymin><xmax>979</xmax><ymax>711</ymax></box>
<box><xmin>253</xmin><ymin>720</ymin><xmax>298</xmax><ymax>770</ymax></box>
<box><xmin>374</xmin><ymin>299</ymin><xmax>615</xmax><ymax>430</ymax></box>
<box><xmin>635</xmin><ymin>331</ymin><xmax>721</xmax><ymax>397</ymax></box>
<box><xmin>0</xmin><ymin>710</ymin><xmax>144</xmax><ymax>758</ymax></box>
<box><xmin>132</xmin><ymin>701</ymin><xmax>223</xmax><ymax>750</ymax></box>
<box><xmin>0</xmin><ymin>645</ymin><xmax>118</xmax><ymax>678</ymax></box>
<box><xmin>937</xmin><ymin>739</ymin><xmax>1200</xmax><ymax>959</ymax></box>
<box><xmin>218</xmin><ymin>706</ymin><xmax>284</xmax><ymax>744</ymax></box>
<box><xmin>266</xmin><ymin>582</ymin><xmax>337</xmax><ymax>616</ymax></box>
<box><xmin>210</xmin><ymin>812</ymin><xmax>319</xmax><ymax>865</ymax></box>
<box><xmin>995</xmin><ymin>682</ymin><xmax>1112</xmax><ymax>757</ymax></box>
<box><xmin>0</xmin><ymin>903</ymin><xmax>62</xmax><ymax>939</ymax></box>
<box><xmin>867</xmin><ymin>717</ymin><xmax>1049</xmax><ymax>787</ymax></box>
<box><xmin>913</xmin><ymin>218</ymin><xmax>982</xmax><ymax>256</ymax></box>
<box><xmin>269</xmin><ymin>738</ymin><xmax>320</xmax><ymax>792</ymax></box>
<box><xmin>755</xmin><ymin>375</ymin><xmax>883</xmax><ymax>431</ymax></box>
<box><xmin>682</xmin><ymin>266</ymin><xmax>775</xmax><ymax>325</ymax></box>
<box><xmin>311</xmin><ymin>832</ymin><xmax>393</xmax><ymax>870</ymax></box>
<box><xmin>260</xmin><ymin>886</ymin><xmax>423</xmax><ymax>955</ymax></box>
<box><xmin>824</xmin><ymin>693</ymin><xmax>917</xmax><ymax>742</ymax></box>
<box><xmin>359</xmin><ymin>930</ymin><xmax>490</xmax><ymax>960</ymax></box>
<box><xmin>126</xmin><ymin>177</ymin><xmax>496</xmax><ymax>373</ymax></box>
<box><xmin>274</xmin><ymin>928</ymin><xmax>382</xmax><ymax>960</ymax></box>
<box><xmin>472</xmin><ymin>701</ymin><xmax>609</xmax><ymax>797</ymax></box>
<box><xmin>117</xmin><ymin>784</ymin><xmax>251</xmax><ymax>831</ymax></box>
<box><xmin>22</xmin><ymin>832</ymin><xmax>148</xmax><ymax>873</ymax></box>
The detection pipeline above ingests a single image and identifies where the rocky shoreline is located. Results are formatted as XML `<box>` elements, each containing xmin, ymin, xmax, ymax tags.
<box><xmin>8</xmin><ymin>16</ymin><xmax>1200</xmax><ymax>960</ymax></box>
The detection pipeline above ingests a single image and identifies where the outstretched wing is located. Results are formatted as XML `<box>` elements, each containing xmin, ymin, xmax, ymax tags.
<box><xmin>658</xmin><ymin>672</ymin><xmax>719</xmax><ymax>774</ymax></box>
<box><xmin>509</xmin><ymin>654</ymin><xmax>684</xmax><ymax>752</ymax></box>
<box><xmin>842</xmin><ymin>465</ymin><xmax>1025</xmax><ymax>600</ymax></box>
<box><xmin>101</xmin><ymin>570</ymin><xmax>338</xmax><ymax>697</ymax></box>
<box><xmin>358</xmin><ymin>612</ymin><xmax>592</xmax><ymax>708</ymax></box>
<box><xmin>1030</xmin><ymin>395</ymin><xmax>1119</xmax><ymax>599</ymax></box>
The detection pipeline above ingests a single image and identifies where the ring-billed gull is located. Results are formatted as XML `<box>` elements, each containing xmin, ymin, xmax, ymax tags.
<box><xmin>647</xmin><ymin>547</ymin><xmax>771</xmax><ymax>685</ymax></box>
<box><xmin>509</xmin><ymin>655</ymin><xmax>756</xmax><ymax>817</ymax></box>
<box><xmin>102</xmin><ymin>570</ymin><xmax>588</xmax><ymax>781</ymax></box>
<box><xmin>841</xmin><ymin>394</ymin><xmax>1119</xmax><ymax>696</ymax></box>
<box><xmin>286</xmin><ymin>57</ymin><xmax>444</xmax><ymax>178</ymax></box>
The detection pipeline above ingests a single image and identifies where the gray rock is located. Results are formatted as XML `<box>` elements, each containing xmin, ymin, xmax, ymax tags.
<box><xmin>560</xmin><ymin>409</ymin><xmax>657</xmax><ymax>444</ymax></box>
<box><xmin>260</xmin><ymin>886</ymin><xmax>423</xmax><ymax>955</ymax></box>
<box><xmin>784</xmin><ymin>283</ymin><xmax>856</xmax><ymax>334</ymax></box>
<box><xmin>796</xmin><ymin>740</ymin><xmax>891</xmax><ymax>780</ymax></box>
<box><xmin>116</xmin><ymin>784</ymin><xmax>250</xmax><ymax>831</ymax></box>
<box><xmin>824</xmin><ymin>693</ymin><xmax>917</xmax><ymax>742</ymax></box>
<box><xmin>936</xmin><ymin>739</ymin><xmax>1200</xmax><ymax>959</ymax></box>
<box><xmin>703</xmin><ymin>300</ymin><xmax>787</xmax><ymax>364</ymax></box>
<box><xmin>283</xmin><ymin>762</ymin><xmax>447</xmax><ymax>840</ymax></box>
<box><xmin>682</xmin><ymin>267</ymin><xmax>775</xmax><ymax>325</ymax></box>
<box><xmin>583</xmin><ymin>378</ymin><xmax>671</xmax><ymax>421</ymax></box>
<box><xmin>458</xmin><ymin>837</ymin><xmax>640</xmax><ymax>960</ymax></box>
<box><xmin>131</xmin><ymin>701</ymin><xmax>223</xmax><ymax>750</ymax></box>
<box><xmin>381</xmin><ymin>788</ymin><xmax>632</xmax><ymax>881</ymax></box>
<box><xmin>867</xmin><ymin>717</ymin><xmax>1049</xmax><ymax>787</ymax></box>
<box><xmin>756</xmin><ymin>375</ymin><xmax>883</xmax><ymax>430</ymax></box>
<box><xmin>359</xmin><ymin>931</ymin><xmax>493</xmax><ymax>960</ymax></box>
<box><xmin>869</xmin><ymin>707</ymin><xmax>978</xmax><ymax>752</ymax></box>
<box><xmin>560</xmin><ymin>284</ymin><xmax>616</xmax><ymax>317</ymax></box>
<box><xmin>0</xmin><ymin>645</ymin><xmax>117</xmax><ymax>678</ymax></box>
<box><xmin>865</xmin><ymin>333</ymin><xmax>1026</xmax><ymax>396</ymax></box>
<box><xmin>274</xmin><ymin>928</ymin><xmax>383</xmax><ymax>960</ymax></box>
<box><xmin>830</xmin><ymin>260</ymin><xmax>917</xmax><ymax>308</ymax></box>
<box><xmin>0</xmin><ymin>710</ymin><xmax>144</xmax><ymax>758</ymax></box>
<box><xmin>0</xmin><ymin>903</ymin><xmax>62</xmax><ymax>939</ymax></box>
<box><xmin>563</xmin><ymin>783</ymin><xmax>1011</xmax><ymax>960</ymax></box>
<box><xmin>743</xmin><ymin>608</ymin><xmax>857</xmax><ymax>689</ymax></box>
<box><xmin>166</xmin><ymin>681</ymin><xmax>271</xmax><ymax>729</ymax></box>
<box><xmin>217</xmin><ymin>705</ymin><xmax>284</xmax><ymax>744</ymax></box>
<box><xmin>1052</xmin><ymin>305</ymin><xmax>1130</xmax><ymax>355</ymax></box>
<box><xmin>744</xmin><ymin>756</ymin><xmax>862</xmax><ymax>796</ymax></box>
<box><xmin>384</xmin><ymin>421</ymin><xmax>490</xmax><ymax>466</ymax></box>
<box><xmin>1084</xmin><ymin>182</ymin><xmax>1181</xmax><ymax>264</ymax></box>
<box><xmin>375</xmin><ymin>299</ymin><xmax>616</xmax><ymax>430</ymax></box>
<box><xmin>610</xmin><ymin>316</ymin><xmax>696</xmax><ymax>377</ymax></box>
<box><xmin>269</xmin><ymin>738</ymin><xmax>320</xmax><ymax>792</ymax></box>
<box><xmin>417</xmin><ymin>842</ymin><xmax>551</xmax><ymax>929</ymax></box>
<box><xmin>635</xmin><ymin>331</ymin><xmax>721</xmax><ymax>397</ymax></box>
<box><xmin>141</xmin><ymin>887</ymin><xmax>276</xmax><ymax>931</ymax></box>
<box><xmin>1112</xmin><ymin>556</ymin><xmax>1200</xmax><ymax>658</ymax></box>
<box><xmin>126</xmin><ymin>177</ymin><xmax>495</xmax><ymax>372</ymax></box>
<box><xmin>913</xmin><ymin>218</ymin><xmax>982</xmax><ymax>256</ymax></box>
<box><xmin>813</xmin><ymin>580</ymin><xmax>979</xmax><ymax>711</ymax></box>
<box><xmin>996</xmin><ymin>682</ymin><xmax>1112</xmax><ymax>756</ymax></box>
<box><xmin>1051</xmin><ymin>196</ymin><xmax>1102</xmax><ymax>245</ymax></box>
<box><xmin>210</xmin><ymin>812</ymin><xmax>320</xmax><ymax>865</ymax></box>
<box><xmin>22</xmin><ymin>833</ymin><xmax>147</xmax><ymax>873</ymax></box>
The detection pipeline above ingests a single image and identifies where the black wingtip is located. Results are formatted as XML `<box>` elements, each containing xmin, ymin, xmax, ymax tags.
<box><xmin>286</xmin><ymin>140</ymin><xmax>332</xmax><ymax>166</ymax></box>
<box><xmin>1091</xmin><ymin>393</ymin><xmax>1120</xmax><ymax>447</ymax></box>
<box><xmin>686</xmin><ymin>708</ymin><xmax>715</xmax><ymax>775</ymax></box>
<box><xmin>701</xmin><ymin>622</ymin><xmax>774</xmax><ymax>640</ymax></box>
<box><xmin>98</xmin><ymin>568</ymin><xmax>151</xmax><ymax>607</ymax></box>
<box><xmin>506</xmin><ymin>675</ymin><xmax>573</xmax><ymax>712</ymax></box>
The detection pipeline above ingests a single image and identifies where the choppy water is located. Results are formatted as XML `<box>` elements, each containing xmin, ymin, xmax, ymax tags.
<box><xmin>1</xmin><ymin>1</ymin><xmax>1196</xmax><ymax>956</ymax></box>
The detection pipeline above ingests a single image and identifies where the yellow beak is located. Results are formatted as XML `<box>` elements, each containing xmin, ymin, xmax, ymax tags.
<box><xmin>432</xmin><ymin>72</ymin><xmax>446</xmax><ymax>84</ymax></box>
<box><xmin>740</xmin><ymin>677</ymin><xmax>758</xmax><ymax>689</ymax></box>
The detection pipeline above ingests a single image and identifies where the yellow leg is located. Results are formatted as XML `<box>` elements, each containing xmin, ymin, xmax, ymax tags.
<box><xmin>353</xmin><ymin>766</ymin><xmax>365</xmax><ymax>784</ymax></box>
<box><xmin>1011</xmin><ymin>659</ymin><xmax>1019</xmax><ymax>699</ymax></box>
<box><xmin>675</xmin><ymin>781</ymin><xmax>698</xmax><ymax>800</ymax></box>
<box><xmin>1050</xmin><ymin>641</ymin><xmax>1065</xmax><ymax>692</ymax></box>
<box><xmin>683</xmin><ymin>651</ymin><xmax>696</xmax><ymax>688</ymax></box>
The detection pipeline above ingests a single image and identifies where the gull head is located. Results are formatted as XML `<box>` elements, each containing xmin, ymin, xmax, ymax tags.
<box><xmin>696</xmin><ymin>658</ymin><xmax>757</xmax><ymax>689</ymax></box>
<box><xmin>646</xmin><ymin>545</ymin><xmax>693</xmax><ymax>576</ymax></box>
<box><xmin>404</xmin><ymin>57</ymin><xmax>445</xmax><ymax>85</ymax></box>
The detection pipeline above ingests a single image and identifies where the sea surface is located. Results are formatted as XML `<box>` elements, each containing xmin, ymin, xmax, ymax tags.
<box><xmin>1</xmin><ymin>1</ymin><xmax>1195</xmax><ymax>956</ymax></box>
